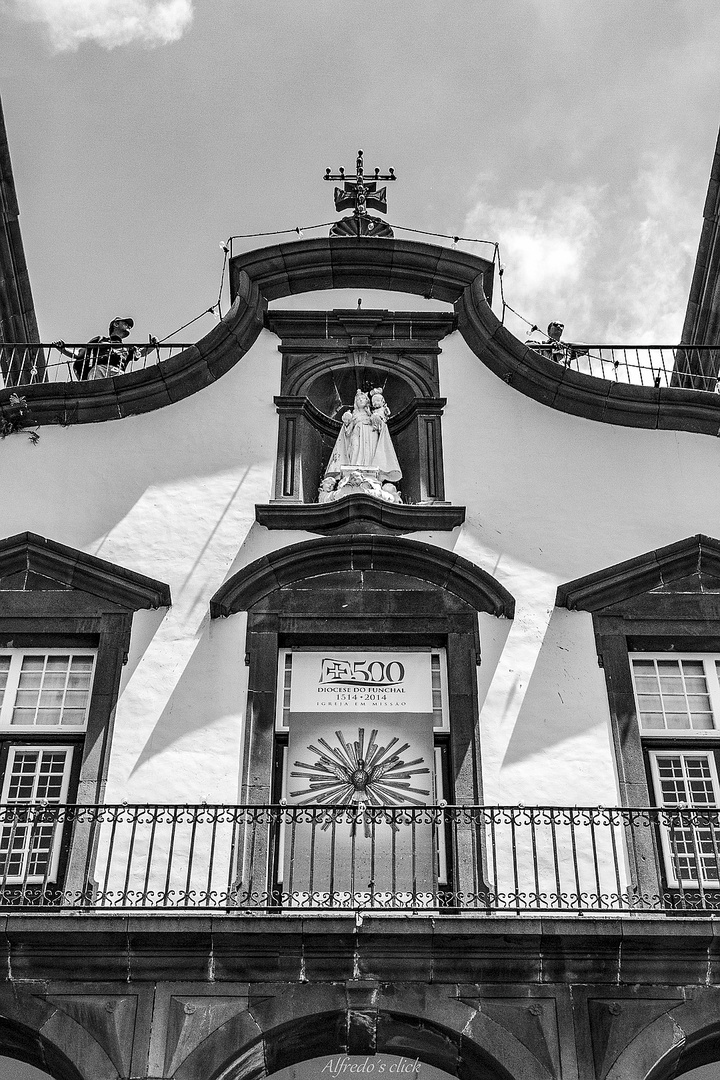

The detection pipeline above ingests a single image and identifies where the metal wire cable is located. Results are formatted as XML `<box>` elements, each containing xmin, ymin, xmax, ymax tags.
<box><xmin>217</xmin><ymin>221</ymin><xmax>555</xmax><ymax>347</ymax></box>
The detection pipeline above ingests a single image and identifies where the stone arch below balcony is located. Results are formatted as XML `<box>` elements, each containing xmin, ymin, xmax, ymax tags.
<box><xmin>603</xmin><ymin>990</ymin><xmax>720</xmax><ymax>1080</ymax></box>
<box><xmin>170</xmin><ymin>982</ymin><xmax>555</xmax><ymax>1080</ymax></box>
<box><xmin>0</xmin><ymin>982</ymin><xmax>123</xmax><ymax>1080</ymax></box>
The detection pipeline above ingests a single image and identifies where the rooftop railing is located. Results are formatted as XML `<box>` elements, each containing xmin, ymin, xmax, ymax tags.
<box><xmin>2</xmin><ymin>342</ymin><xmax>720</xmax><ymax>394</ymax></box>
<box><xmin>2</xmin><ymin>802</ymin><xmax>719</xmax><ymax>914</ymax></box>
<box><xmin>0</xmin><ymin>343</ymin><xmax>195</xmax><ymax>389</ymax></box>
<box><xmin>526</xmin><ymin>342</ymin><xmax>720</xmax><ymax>392</ymax></box>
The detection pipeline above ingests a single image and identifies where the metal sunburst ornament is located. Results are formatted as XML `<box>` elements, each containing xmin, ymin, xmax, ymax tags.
<box><xmin>290</xmin><ymin>727</ymin><xmax>430</xmax><ymax>808</ymax></box>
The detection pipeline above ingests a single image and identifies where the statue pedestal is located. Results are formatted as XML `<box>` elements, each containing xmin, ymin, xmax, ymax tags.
<box><xmin>319</xmin><ymin>467</ymin><xmax>401</xmax><ymax>505</ymax></box>
<box><xmin>337</xmin><ymin>466</ymin><xmax>380</xmax><ymax>498</ymax></box>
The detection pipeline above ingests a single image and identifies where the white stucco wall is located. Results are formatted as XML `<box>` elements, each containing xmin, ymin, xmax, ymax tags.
<box><xmin>2</xmin><ymin>316</ymin><xmax>719</xmax><ymax>810</ymax></box>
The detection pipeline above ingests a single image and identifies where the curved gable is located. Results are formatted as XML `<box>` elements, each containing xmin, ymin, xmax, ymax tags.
<box><xmin>210</xmin><ymin>535</ymin><xmax>514</xmax><ymax>618</ymax></box>
<box><xmin>4</xmin><ymin>237</ymin><xmax>720</xmax><ymax>435</ymax></box>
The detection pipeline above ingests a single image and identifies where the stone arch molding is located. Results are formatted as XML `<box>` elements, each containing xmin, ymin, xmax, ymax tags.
<box><xmin>0</xmin><ymin>982</ymin><xmax>122</xmax><ymax>1080</ymax></box>
<box><xmin>171</xmin><ymin>982</ymin><xmax>553</xmax><ymax>1080</ymax></box>
<box><xmin>5</xmin><ymin>236</ymin><xmax>719</xmax><ymax>434</ymax></box>
<box><xmin>209</xmin><ymin>535</ymin><xmax>515</xmax><ymax>618</ymax></box>
<box><xmin>603</xmin><ymin>990</ymin><xmax>720</xmax><ymax>1080</ymax></box>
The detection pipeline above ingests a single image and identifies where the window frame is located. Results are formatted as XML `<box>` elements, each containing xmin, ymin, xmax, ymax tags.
<box><xmin>0</xmin><ymin>743</ymin><xmax>76</xmax><ymax>884</ymax></box>
<box><xmin>556</xmin><ymin>537</ymin><xmax>720</xmax><ymax>903</ymax></box>
<box><xmin>590</xmin><ymin>600</ymin><xmax>720</xmax><ymax>899</ymax></box>
<box><xmin>0</xmin><ymin>533</ymin><xmax>171</xmax><ymax>902</ymax></box>
<box><xmin>0</xmin><ymin>621</ymin><xmax>139</xmax><ymax>898</ymax></box>
<box><xmin>647</xmin><ymin>748</ymin><xmax>720</xmax><ymax>888</ymax></box>
<box><xmin>0</xmin><ymin>647</ymin><xmax>97</xmax><ymax>732</ymax></box>
<box><xmin>630</xmin><ymin>652</ymin><xmax>720</xmax><ymax>738</ymax></box>
<box><xmin>648</xmin><ymin>747</ymin><xmax>720</xmax><ymax>809</ymax></box>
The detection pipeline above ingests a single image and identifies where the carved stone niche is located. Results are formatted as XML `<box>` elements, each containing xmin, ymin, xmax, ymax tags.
<box><xmin>262</xmin><ymin>309</ymin><xmax>461</xmax><ymax>533</ymax></box>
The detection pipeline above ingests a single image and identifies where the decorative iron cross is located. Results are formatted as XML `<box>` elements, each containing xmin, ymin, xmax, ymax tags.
<box><xmin>324</xmin><ymin>150</ymin><xmax>396</xmax><ymax>219</ymax></box>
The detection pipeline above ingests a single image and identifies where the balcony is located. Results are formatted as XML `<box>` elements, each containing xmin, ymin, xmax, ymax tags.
<box><xmin>525</xmin><ymin>341</ymin><xmax>720</xmax><ymax>391</ymax></box>
<box><xmin>0</xmin><ymin>342</ymin><xmax>194</xmax><ymax>389</ymax></box>
<box><xmin>1</xmin><ymin>802</ymin><xmax>719</xmax><ymax>914</ymax></box>
<box><xmin>2</xmin><ymin>342</ymin><xmax>720</xmax><ymax>394</ymax></box>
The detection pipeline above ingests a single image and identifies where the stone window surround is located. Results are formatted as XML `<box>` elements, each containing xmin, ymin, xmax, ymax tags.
<box><xmin>0</xmin><ymin>532</ymin><xmax>171</xmax><ymax>895</ymax></box>
<box><xmin>210</xmin><ymin>533</ymin><xmax>515</xmax><ymax>899</ymax></box>
<box><xmin>557</xmin><ymin>533</ymin><xmax>720</xmax><ymax>898</ymax></box>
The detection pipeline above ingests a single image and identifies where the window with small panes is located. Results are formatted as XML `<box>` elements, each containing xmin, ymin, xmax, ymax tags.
<box><xmin>630</xmin><ymin>652</ymin><xmax>720</xmax><ymax>887</ymax></box>
<box><xmin>0</xmin><ymin>647</ymin><xmax>96</xmax><ymax>886</ymax></box>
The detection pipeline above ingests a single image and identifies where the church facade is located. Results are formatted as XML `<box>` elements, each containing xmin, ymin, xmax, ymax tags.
<box><xmin>2</xmin><ymin>147</ymin><xmax>720</xmax><ymax>1080</ymax></box>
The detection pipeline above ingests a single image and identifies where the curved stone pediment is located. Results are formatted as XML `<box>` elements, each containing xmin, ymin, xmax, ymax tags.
<box><xmin>3</xmin><ymin>237</ymin><xmax>720</xmax><ymax>434</ymax></box>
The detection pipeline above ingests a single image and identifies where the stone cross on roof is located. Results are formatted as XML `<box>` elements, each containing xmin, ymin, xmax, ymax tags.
<box><xmin>324</xmin><ymin>150</ymin><xmax>397</xmax><ymax>238</ymax></box>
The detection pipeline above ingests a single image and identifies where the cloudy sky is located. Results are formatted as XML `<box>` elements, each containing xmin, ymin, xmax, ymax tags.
<box><xmin>1</xmin><ymin>0</ymin><xmax>719</xmax><ymax>346</ymax></box>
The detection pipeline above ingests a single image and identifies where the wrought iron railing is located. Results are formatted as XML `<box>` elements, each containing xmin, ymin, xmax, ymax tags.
<box><xmin>0</xmin><ymin>343</ymin><xmax>195</xmax><ymax>389</ymax></box>
<box><xmin>1</xmin><ymin>802</ymin><xmax>719</xmax><ymax>913</ymax></box>
<box><xmin>525</xmin><ymin>342</ymin><xmax>720</xmax><ymax>392</ymax></box>
<box><xmin>2</xmin><ymin>342</ymin><xmax>720</xmax><ymax>394</ymax></box>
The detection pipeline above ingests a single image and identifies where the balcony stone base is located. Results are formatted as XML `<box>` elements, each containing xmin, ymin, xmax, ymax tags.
<box><xmin>0</xmin><ymin>913</ymin><xmax>717</xmax><ymax>1080</ymax></box>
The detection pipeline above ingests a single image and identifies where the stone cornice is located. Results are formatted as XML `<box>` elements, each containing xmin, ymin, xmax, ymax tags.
<box><xmin>255</xmin><ymin>494</ymin><xmax>465</xmax><ymax>535</ymax></box>
<box><xmin>265</xmin><ymin>308</ymin><xmax>457</xmax><ymax>348</ymax></box>
<box><xmin>1</xmin><ymin>911</ymin><xmax>718</xmax><ymax>980</ymax></box>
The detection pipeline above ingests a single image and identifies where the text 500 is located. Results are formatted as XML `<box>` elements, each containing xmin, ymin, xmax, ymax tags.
<box><xmin>320</xmin><ymin>659</ymin><xmax>405</xmax><ymax>686</ymax></box>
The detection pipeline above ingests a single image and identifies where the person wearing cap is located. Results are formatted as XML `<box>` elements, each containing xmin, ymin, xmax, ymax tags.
<box><xmin>52</xmin><ymin>318</ymin><xmax>157</xmax><ymax>380</ymax></box>
<box><xmin>526</xmin><ymin>321</ymin><xmax>566</xmax><ymax>364</ymax></box>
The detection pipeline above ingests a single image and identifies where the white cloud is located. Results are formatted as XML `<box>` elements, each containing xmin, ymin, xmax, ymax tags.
<box><xmin>14</xmin><ymin>0</ymin><xmax>193</xmax><ymax>50</ymax></box>
<box><xmin>465</xmin><ymin>157</ymin><xmax>699</xmax><ymax>345</ymax></box>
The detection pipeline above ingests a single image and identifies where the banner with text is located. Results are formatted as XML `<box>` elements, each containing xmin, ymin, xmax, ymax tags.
<box><xmin>281</xmin><ymin>652</ymin><xmax>436</xmax><ymax>899</ymax></box>
<box><xmin>288</xmin><ymin>651</ymin><xmax>433</xmax><ymax>713</ymax></box>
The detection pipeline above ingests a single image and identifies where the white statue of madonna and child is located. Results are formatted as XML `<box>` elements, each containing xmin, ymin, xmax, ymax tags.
<box><xmin>318</xmin><ymin>387</ymin><xmax>402</xmax><ymax>504</ymax></box>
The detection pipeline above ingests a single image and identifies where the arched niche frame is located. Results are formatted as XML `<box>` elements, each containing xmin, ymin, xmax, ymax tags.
<box><xmin>265</xmin><ymin>309</ymin><xmax>457</xmax><ymax>508</ymax></box>
<box><xmin>210</xmin><ymin>535</ymin><xmax>514</xmax><ymax>898</ymax></box>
